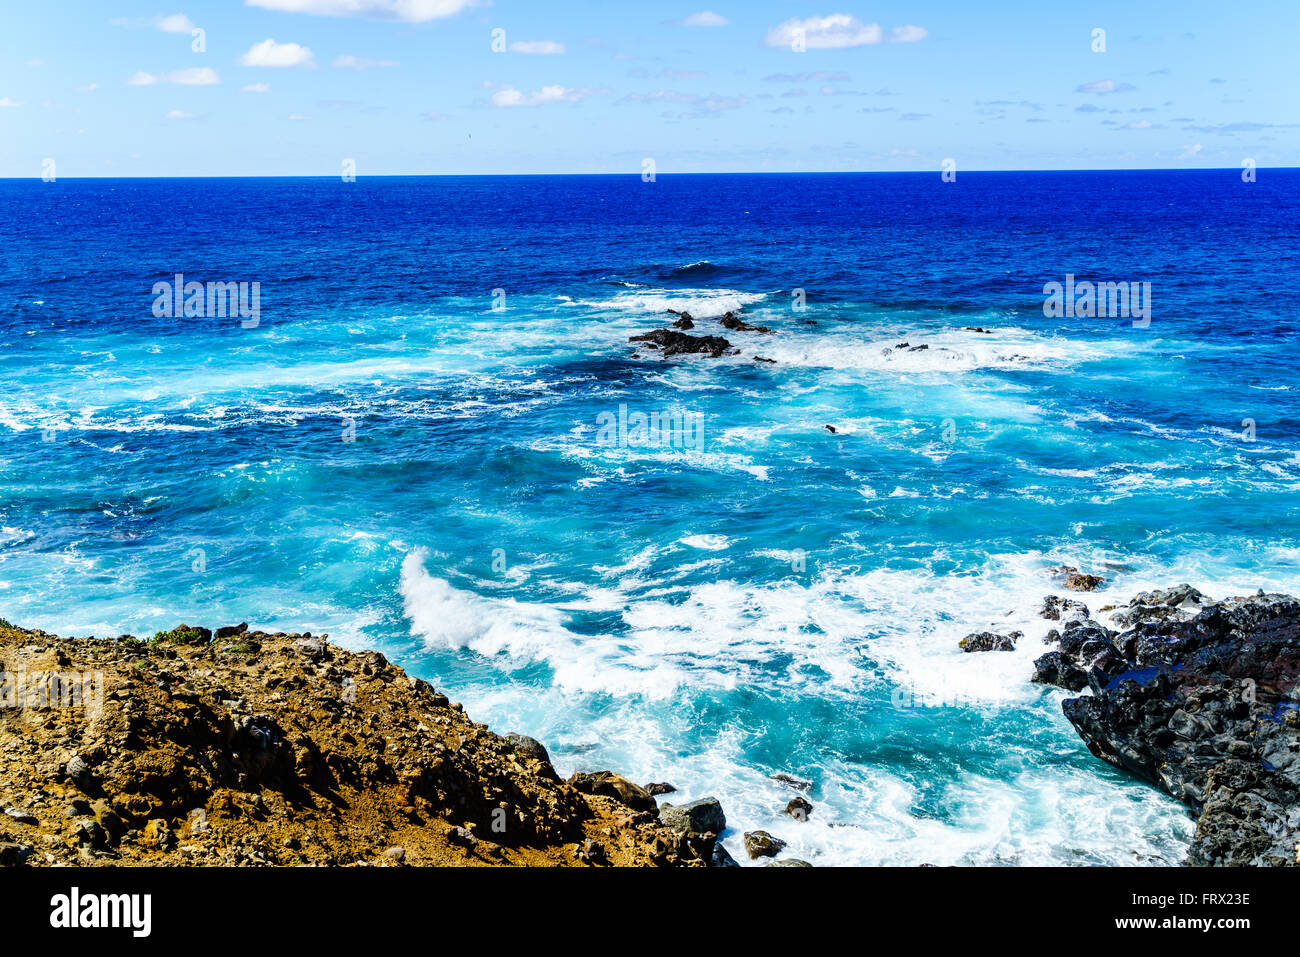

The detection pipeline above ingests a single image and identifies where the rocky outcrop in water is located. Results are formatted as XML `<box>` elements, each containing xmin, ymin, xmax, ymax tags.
<box><xmin>718</xmin><ymin>311</ymin><xmax>772</xmax><ymax>333</ymax></box>
<box><xmin>1034</xmin><ymin>588</ymin><xmax>1300</xmax><ymax>866</ymax></box>
<box><xmin>630</xmin><ymin>328</ymin><xmax>732</xmax><ymax>358</ymax></box>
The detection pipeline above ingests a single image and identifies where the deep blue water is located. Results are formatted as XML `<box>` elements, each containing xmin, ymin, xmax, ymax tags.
<box><xmin>1</xmin><ymin>171</ymin><xmax>1297</xmax><ymax>864</ymax></box>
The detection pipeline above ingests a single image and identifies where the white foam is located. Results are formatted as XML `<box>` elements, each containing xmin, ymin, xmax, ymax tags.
<box><xmin>679</xmin><ymin>534</ymin><xmax>730</xmax><ymax>551</ymax></box>
<box><xmin>575</xmin><ymin>286</ymin><xmax>768</xmax><ymax>319</ymax></box>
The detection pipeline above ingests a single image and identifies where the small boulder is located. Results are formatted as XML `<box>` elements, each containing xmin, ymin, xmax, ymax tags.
<box><xmin>659</xmin><ymin>797</ymin><xmax>726</xmax><ymax>836</ymax></box>
<box><xmin>645</xmin><ymin>782</ymin><xmax>677</xmax><ymax>796</ymax></box>
<box><xmin>140</xmin><ymin>819</ymin><xmax>174</xmax><ymax>851</ymax></box>
<box><xmin>292</xmin><ymin>636</ymin><xmax>328</xmax><ymax>661</ymax></box>
<box><xmin>506</xmin><ymin>733</ymin><xmax>551</xmax><ymax>765</ymax></box>
<box><xmin>785</xmin><ymin>796</ymin><xmax>813</xmax><ymax>821</ymax></box>
<box><xmin>1062</xmin><ymin>571</ymin><xmax>1105</xmax><ymax>592</ymax></box>
<box><xmin>743</xmin><ymin>830</ymin><xmax>787</xmax><ymax>859</ymax></box>
<box><xmin>448</xmin><ymin>826</ymin><xmax>477</xmax><ymax>849</ymax></box>
<box><xmin>568</xmin><ymin>771</ymin><xmax>657</xmax><ymax>813</ymax></box>
<box><xmin>0</xmin><ymin>843</ymin><xmax>32</xmax><ymax>867</ymax></box>
<box><xmin>959</xmin><ymin>631</ymin><xmax>1017</xmax><ymax>653</ymax></box>
<box><xmin>1039</xmin><ymin>595</ymin><xmax>1090</xmax><ymax>621</ymax></box>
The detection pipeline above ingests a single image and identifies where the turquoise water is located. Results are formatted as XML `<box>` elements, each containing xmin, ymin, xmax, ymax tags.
<box><xmin>2</xmin><ymin>172</ymin><xmax>1298</xmax><ymax>864</ymax></box>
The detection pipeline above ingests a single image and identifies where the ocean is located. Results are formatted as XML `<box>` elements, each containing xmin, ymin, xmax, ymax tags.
<box><xmin>1</xmin><ymin>170</ymin><xmax>1297</xmax><ymax>865</ymax></box>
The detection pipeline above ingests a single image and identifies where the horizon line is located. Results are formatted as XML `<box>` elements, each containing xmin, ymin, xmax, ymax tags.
<box><xmin>2</xmin><ymin>165</ymin><xmax>1295</xmax><ymax>180</ymax></box>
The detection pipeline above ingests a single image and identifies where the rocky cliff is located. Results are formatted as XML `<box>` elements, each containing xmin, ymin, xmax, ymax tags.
<box><xmin>1030</xmin><ymin>587</ymin><xmax>1300</xmax><ymax>866</ymax></box>
<box><xmin>0</xmin><ymin>618</ymin><xmax>718</xmax><ymax>867</ymax></box>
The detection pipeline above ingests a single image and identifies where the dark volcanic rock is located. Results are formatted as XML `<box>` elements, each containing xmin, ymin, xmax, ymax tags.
<box><xmin>1131</xmin><ymin>584</ymin><xmax>1210</xmax><ymax>607</ymax></box>
<box><xmin>630</xmin><ymin>328</ymin><xmax>732</xmax><ymax>358</ymax></box>
<box><xmin>718</xmin><ymin>311</ymin><xmax>772</xmax><ymax>333</ymax></box>
<box><xmin>959</xmin><ymin>631</ymin><xmax>1019</xmax><ymax>653</ymax></box>
<box><xmin>1031</xmin><ymin>651</ymin><xmax>1088</xmax><ymax>691</ymax></box>
<box><xmin>645</xmin><ymin>781</ymin><xmax>676</xmax><ymax>796</ymax></box>
<box><xmin>1040</xmin><ymin>595</ymin><xmax>1090</xmax><ymax>622</ymax></box>
<box><xmin>1052</xmin><ymin>590</ymin><xmax>1300</xmax><ymax>866</ymax></box>
<box><xmin>711</xmin><ymin>841</ymin><xmax>741</xmax><ymax>867</ymax></box>
<box><xmin>771</xmin><ymin>773</ymin><xmax>813</xmax><ymax>792</ymax></box>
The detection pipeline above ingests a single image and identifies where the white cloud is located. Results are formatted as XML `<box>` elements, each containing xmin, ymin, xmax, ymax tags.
<box><xmin>490</xmin><ymin>84</ymin><xmax>600</xmax><ymax>108</ymax></box>
<box><xmin>164</xmin><ymin>109</ymin><xmax>196</xmax><ymax>119</ymax></box>
<box><xmin>508</xmin><ymin>40</ymin><xmax>565</xmax><ymax>55</ymax></box>
<box><xmin>680</xmin><ymin>11</ymin><xmax>728</xmax><ymax>26</ymax></box>
<box><xmin>166</xmin><ymin>67</ymin><xmax>220</xmax><ymax>85</ymax></box>
<box><xmin>239</xmin><ymin>39</ymin><xmax>316</xmax><ymax>68</ymax></box>
<box><xmin>1182</xmin><ymin>144</ymin><xmax>1203</xmax><ymax>156</ymax></box>
<box><xmin>245</xmin><ymin>0</ymin><xmax>477</xmax><ymax>23</ymax></box>
<box><xmin>0</xmin><ymin>97</ymin><xmax>22</xmax><ymax>108</ymax></box>
<box><xmin>764</xmin><ymin>15</ymin><xmax>883</xmax><ymax>49</ymax></box>
<box><xmin>889</xmin><ymin>24</ymin><xmax>928</xmax><ymax>43</ymax></box>
<box><xmin>241</xmin><ymin>82</ymin><xmax>271</xmax><ymax>93</ymax></box>
<box><xmin>1125</xmin><ymin>120</ymin><xmax>1153</xmax><ymax>129</ymax></box>
<box><xmin>333</xmin><ymin>54</ymin><xmax>400</xmax><ymax>68</ymax></box>
<box><xmin>1076</xmin><ymin>79</ymin><xmax>1136</xmax><ymax>94</ymax></box>
<box><xmin>78</xmin><ymin>83</ymin><xmax>99</xmax><ymax>93</ymax></box>
<box><xmin>156</xmin><ymin>13</ymin><xmax>196</xmax><ymax>33</ymax></box>
<box><xmin>287</xmin><ymin>112</ymin><xmax>310</xmax><ymax>121</ymax></box>
<box><xmin>127</xmin><ymin>68</ymin><xmax>220</xmax><ymax>86</ymax></box>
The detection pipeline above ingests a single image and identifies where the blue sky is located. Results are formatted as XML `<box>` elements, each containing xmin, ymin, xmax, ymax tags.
<box><xmin>1</xmin><ymin>0</ymin><xmax>1296</xmax><ymax>176</ymax></box>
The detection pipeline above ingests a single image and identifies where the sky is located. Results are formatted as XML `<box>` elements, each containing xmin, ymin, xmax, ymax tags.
<box><xmin>0</xmin><ymin>0</ymin><xmax>1296</xmax><ymax>176</ymax></box>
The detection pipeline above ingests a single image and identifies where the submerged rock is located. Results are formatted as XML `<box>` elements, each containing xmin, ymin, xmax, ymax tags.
<box><xmin>771</xmin><ymin>773</ymin><xmax>813</xmax><ymax>792</ymax></box>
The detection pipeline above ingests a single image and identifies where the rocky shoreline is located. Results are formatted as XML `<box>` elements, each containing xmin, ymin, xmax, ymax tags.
<box><xmin>962</xmin><ymin>582</ymin><xmax>1300</xmax><ymax>866</ymax></box>
<box><xmin>0</xmin><ymin>618</ymin><xmax>750</xmax><ymax>867</ymax></box>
